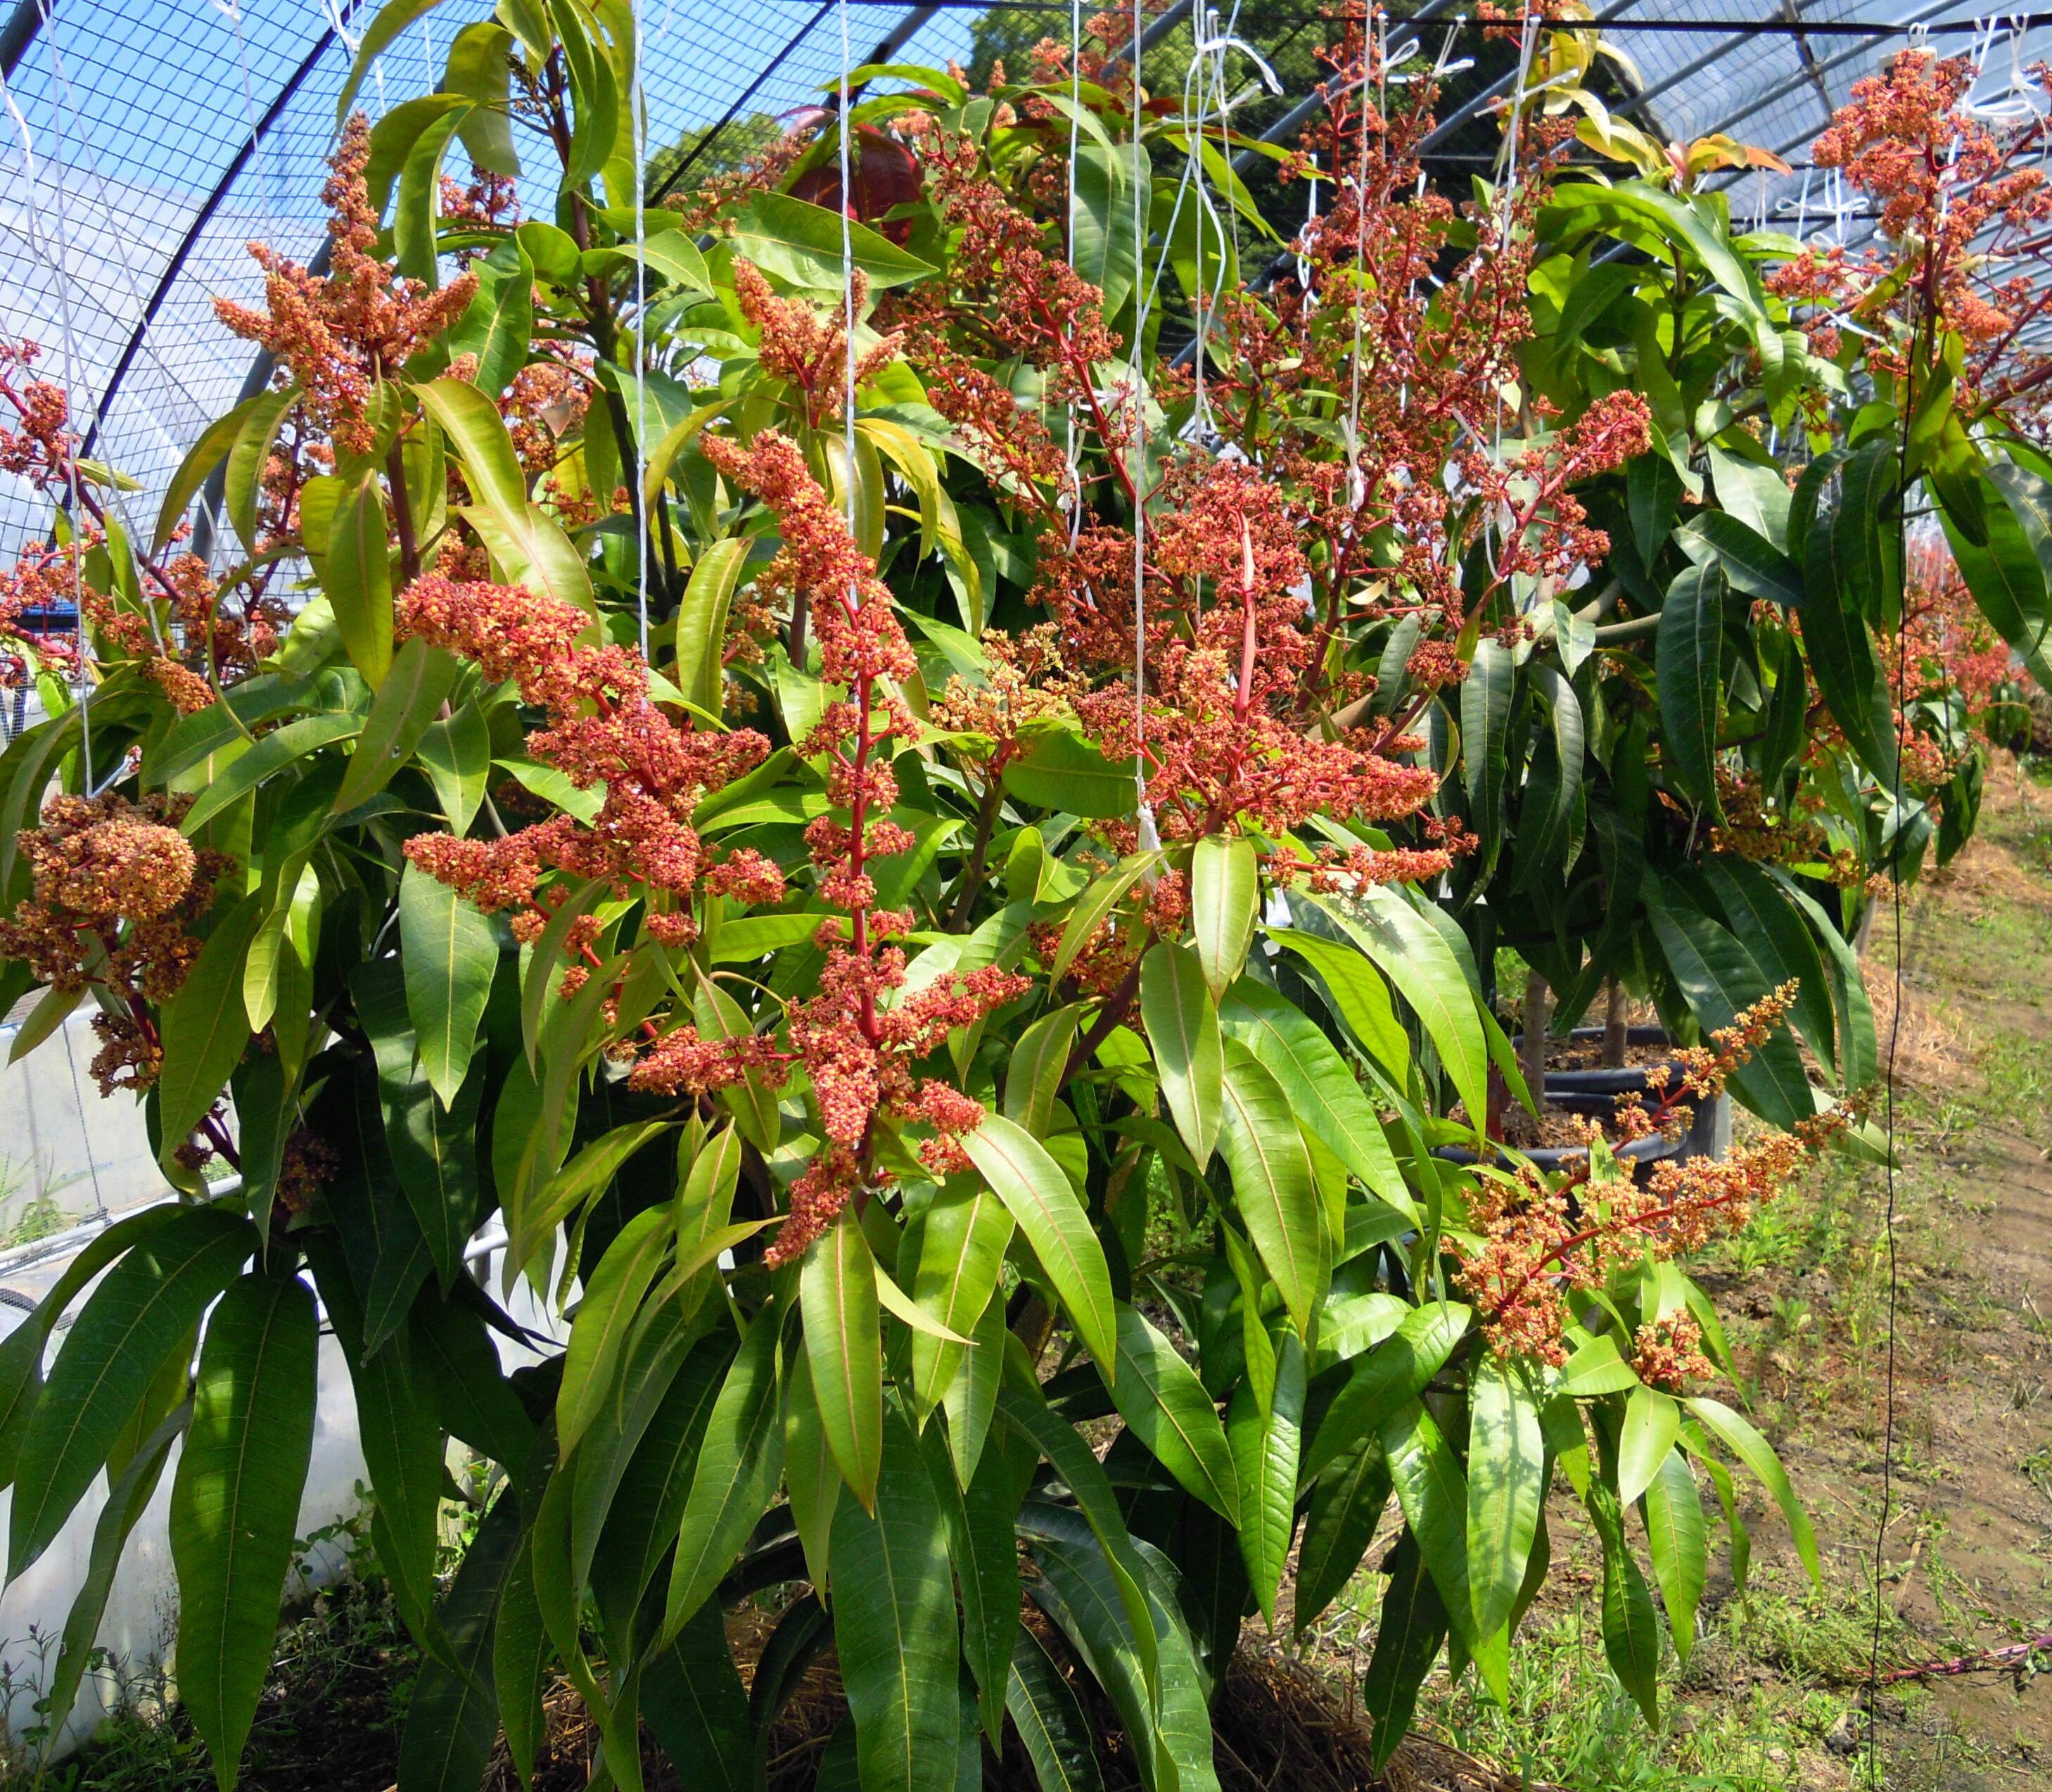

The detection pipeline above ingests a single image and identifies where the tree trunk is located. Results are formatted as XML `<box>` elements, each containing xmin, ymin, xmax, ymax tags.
<box><xmin>1521</xmin><ymin>970</ymin><xmax>1549</xmax><ymax>1102</ymax></box>
<box><xmin>1603</xmin><ymin>975</ymin><xmax>1630</xmax><ymax>1068</ymax></box>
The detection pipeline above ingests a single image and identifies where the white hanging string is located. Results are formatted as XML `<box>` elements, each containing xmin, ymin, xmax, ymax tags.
<box><xmin>632</xmin><ymin>0</ymin><xmax>650</xmax><ymax>662</ymax></box>
<box><xmin>1065</xmin><ymin>0</ymin><xmax>1083</xmax><ymax>543</ymax></box>
<box><xmin>839</xmin><ymin>0</ymin><xmax>857</xmax><ymax>559</ymax></box>
<box><xmin>1129</xmin><ymin>0</ymin><xmax>1155</xmax><ymax>849</ymax></box>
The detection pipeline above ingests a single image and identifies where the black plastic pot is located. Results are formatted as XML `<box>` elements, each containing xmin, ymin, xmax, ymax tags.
<box><xmin>1515</xmin><ymin>1024</ymin><xmax>1729</xmax><ymax>1162</ymax></box>
<box><xmin>1432</xmin><ymin>1086</ymin><xmax>1688</xmax><ymax>1181</ymax></box>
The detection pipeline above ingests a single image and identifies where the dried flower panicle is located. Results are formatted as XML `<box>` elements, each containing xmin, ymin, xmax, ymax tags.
<box><xmin>0</xmin><ymin>792</ymin><xmax>233</xmax><ymax>1094</ymax></box>
<box><xmin>1455</xmin><ymin>983</ymin><xmax>1854</xmax><ymax>1363</ymax></box>
<box><xmin>214</xmin><ymin>115</ymin><xmax>478</xmax><ymax>457</ymax></box>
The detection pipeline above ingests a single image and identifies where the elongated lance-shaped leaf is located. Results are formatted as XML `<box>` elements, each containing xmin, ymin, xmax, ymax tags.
<box><xmin>42</xmin><ymin>1400</ymin><xmax>188</xmax><ymax>1746</ymax></box>
<box><xmin>1221</xmin><ymin>979</ymin><xmax>1416</xmax><ymax>1222</ymax></box>
<box><xmin>1460</xmin><ymin>637</ymin><xmax>1515</xmax><ymax>870</ymax></box>
<box><xmin>998</xmin><ymin>1390</ymin><xmax>1159</xmax><ymax>1701</ymax></box>
<box><xmin>1107</xmin><ymin>1302</ymin><xmax>1239</xmax><ymax>1520</ymax></box>
<box><xmin>910</xmin><ymin>1177</ymin><xmax>1014</xmax><ymax>1418</ymax></box>
<box><xmin>396</xmin><ymin>1488</ymin><xmax>523</xmax><ymax>1792</ymax></box>
<box><xmin>398</xmin><ymin>860</ymin><xmax>498</xmax><ymax>1109</ymax></box>
<box><xmin>1587</xmin><ymin>1478</ymin><xmax>1662</xmax><ymax>1726</ymax></box>
<box><xmin>831</xmin><ymin>1409</ymin><xmax>962</xmax><ymax>1792</ymax></box>
<box><xmin>1140</xmin><ymin>941</ymin><xmax>1223</xmax><ymax>1167</ymax></box>
<box><xmin>1361</xmin><ymin>1531</ymin><xmax>1447</xmax><ymax>1772</ymax></box>
<box><xmin>1295</xmin><ymin>1432</ymin><xmax>1391</xmax><ymax>1633</ymax></box>
<box><xmin>918</xmin><ymin>1413</ymin><xmax>1031</xmax><ymax>1746</ymax></box>
<box><xmin>642</xmin><ymin>1599</ymin><xmax>755</xmax><ymax>1791</ymax></box>
<box><xmin>1303</xmin><ymin>1300</ymin><xmax>1472</xmax><ymax>1482</ymax></box>
<box><xmin>1316</xmin><ymin>891</ymin><xmax>1491</xmax><ymax>1136</ymax></box>
<box><xmin>1642</xmin><ymin>1446</ymin><xmax>1708</xmax><ymax>1665</ymax></box>
<box><xmin>334</xmin><ymin>637</ymin><xmax>459</xmax><ymax>815</ymax></box>
<box><xmin>1657</xmin><ymin>560</ymin><xmax>1726</xmax><ymax>811</ymax></box>
<box><xmin>555</xmin><ymin>1203</ymin><xmax>674</xmax><ymax>1456</ymax></box>
<box><xmin>171</xmin><ymin>1273</ymin><xmax>318</xmax><ymax>1792</ymax></box>
<box><xmin>1190</xmin><ymin>835</ymin><xmax>1258</xmax><ymax>998</ymax></box>
<box><xmin>1228</xmin><ymin>1326</ymin><xmax>1304</xmax><ymax>1625</ymax></box>
<box><xmin>801</xmin><ymin>1209</ymin><xmax>884</xmax><ymax>1510</ymax></box>
<box><xmin>1465</xmin><ymin>1354</ymin><xmax>1544</xmax><ymax>1643</ymax></box>
<box><xmin>1007</xmin><ymin>1620</ymin><xmax>1106</xmax><ymax>1792</ymax></box>
<box><xmin>154</xmin><ymin>896</ymin><xmax>264</xmax><ymax>1167</ymax></box>
<box><xmin>962</xmin><ymin>1114</ymin><xmax>1116</xmax><ymax>1377</ymax></box>
<box><xmin>674</xmin><ymin>538</ymin><xmax>751</xmax><ymax>715</ymax></box>
<box><xmin>1216</xmin><ymin>1041</ymin><xmax>1327</xmax><ymax>1335</ymax></box>
<box><xmin>1682</xmin><ymin>1394</ymin><xmax>1821</xmax><ymax>1586</ymax></box>
<box><xmin>10</xmin><ymin>1207</ymin><xmax>253</xmax><ymax>1575</ymax></box>
<box><xmin>662</xmin><ymin>1297</ymin><xmax>786</xmax><ymax>1641</ymax></box>
<box><xmin>1381</xmin><ymin>1401</ymin><xmax>1489</xmax><ymax>1671</ymax></box>
<box><xmin>1004</xmin><ymin>1004</ymin><xmax>1083</xmax><ymax>1143</ymax></box>
<box><xmin>354</xmin><ymin>958</ymin><xmax>483</xmax><ymax>1288</ymax></box>
<box><xmin>1617</xmin><ymin>1385</ymin><xmax>1682</xmax><ymax>1508</ymax></box>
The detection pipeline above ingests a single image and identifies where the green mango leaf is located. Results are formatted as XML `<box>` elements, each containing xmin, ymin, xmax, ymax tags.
<box><xmin>1221</xmin><ymin>980</ymin><xmax>1415</xmax><ymax>1221</ymax></box>
<box><xmin>1676</xmin><ymin>511</ymin><xmax>1804</xmax><ymax>609</ymax></box>
<box><xmin>1682</xmin><ymin>1394</ymin><xmax>1820</xmax><ymax>1587</ymax></box>
<box><xmin>1945</xmin><ymin>464</ymin><xmax>2052</xmax><ymax>692</ymax></box>
<box><xmin>556</xmin><ymin>1205</ymin><xmax>675</xmax><ymax>1455</ymax></box>
<box><xmin>1587</xmin><ymin>1480</ymin><xmax>1661</xmax><ymax>1726</ymax></box>
<box><xmin>398</xmin><ymin>860</ymin><xmax>499</xmax><ymax>1110</ymax></box>
<box><xmin>1382</xmin><ymin>1401</ymin><xmax>1489</xmax><ymax>1678</ymax></box>
<box><xmin>171</xmin><ymin>1274</ymin><xmax>318</xmax><ymax>1792</ymax></box>
<box><xmin>642</xmin><ymin>1600</ymin><xmax>754</xmax><ymax>1791</ymax></box>
<box><xmin>801</xmin><ymin>1209</ymin><xmax>884</xmax><ymax>1510</ymax></box>
<box><xmin>328</xmin><ymin>471</ymin><xmax>395</xmax><ymax>685</ymax></box>
<box><xmin>1109</xmin><ymin>1302</ymin><xmax>1239</xmax><ymax>1520</ymax></box>
<box><xmin>1295</xmin><ymin>1433</ymin><xmax>1391</xmax><ymax>1633</ymax></box>
<box><xmin>1006</xmin><ymin>1621</ymin><xmax>1106</xmax><ymax>1792</ymax></box>
<box><xmin>1645</xmin><ymin>891</ymin><xmax>1813</xmax><ymax>1129</ymax></box>
<box><xmin>962</xmin><ymin>1114</ymin><xmax>1116</xmax><ymax>1376</ymax></box>
<box><xmin>8</xmin><ymin>1207</ymin><xmax>254</xmax><ymax>1573</ymax></box>
<box><xmin>1657</xmin><ymin>560</ymin><xmax>1725</xmax><ymax>811</ymax></box>
<box><xmin>1303</xmin><ymin>1301</ymin><xmax>1472</xmax><ymax>1482</ymax></box>
<box><xmin>1361</xmin><ymin>1530</ymin><xmax>1447</xmax><ymax>1771</ymax></box>
<box><xmin>1142</xmin><ymin>936</ymin><xmax>1225</xmax><ymax>1167</ymax></box>
<box><xmin>662</xmin><ymin>1299</ymin><xmax>785</xmax><ymax>1640</ymax></box>
<box><xmin>179</xmin><ymin>713</ymin><xmax>363</xmax><ymax>836</ymax></box>
<box><xmin>333</xmin><ymin>637</ymin><xmax>459</xmax><ymax>814</ymax></box>
<box><xmin>732</xmin><ymin>191</ymin><xmax>938</xmax><ymax>290</ymax></box>
<box><xmin>1465</xmin><ymin>1354</ymin><xmax>1544</xmax><ymax>1644</ymax></box>
<box><xmin>1217</xmin><ymin>1041</ymin><xmax>1327</xmax><ymax>1336</ymax></box>
<box><xmin>1460</xmin><ymin>638</ymin><xmax>1515</xmax><ymax>869</ymax></box>
<box><xmin>40</xmin><ymin>1401</ymin><xmax>187</xmax><ymax>1744</ymax></box>
<box><xmin>1190</xmin><ymin>835</ymin><xmax>1258</xmax><ymax>998</ymax></box>
<box><xmin>1319</xmin><ymin>891</ymin><xmax>1491</xmax><ymax>1136</ymax></box>
<box><xmin>1228</xmin><ymin>1326</ymin><xmax>1305</xmax><ymax>1625</ymax></box>
<box><xmin>396</xmin><ymin>1491</ymin><xmax>524</xmax><ymax>1792</ymax></box>
<box><xmin>830</xmin><ymin>1409</ymin><xmax>962</xmax><ymax>1792</ymax></box>
<box><xmin>1800</xmin><ymin>471</ymin><xmax>1897</xmax><ymax>784</ymax></box>
<box><xmin>1002</xmin><ymin>728</ymin><xmax>1137</xmax><ymax>818</ymax></box>
<box><xmin>674</xmin><ymin>538</ymin><xmax>749</xmax><ymax>716</ymax></box>
<box><xmin>1642</xmin><ymin>1447</ymin><xmax>1708</xmax><ymax>1665</ymax></box>
<box><xmin>910</xmin><ymin>1178</ymin><xmax>1014</xmax><ymax>1418</ymax></box>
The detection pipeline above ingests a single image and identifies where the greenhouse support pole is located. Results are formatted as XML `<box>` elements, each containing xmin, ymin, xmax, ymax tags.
<box><xmin>0</xmin><ymin>0</ymin><xmax>41</xmax><ymax>80</ymax></box>
<box><xmin>648</xmin><ymin>1</ymin><xmax>935</xmax><ymax>205</ymax></box>
<box><xmin>77</xmin><ymin>23</ymin><xmax>338</xmax><ymax>463</ymax></box>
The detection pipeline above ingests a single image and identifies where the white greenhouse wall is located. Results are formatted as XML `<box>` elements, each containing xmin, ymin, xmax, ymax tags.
<box><xmin>0</xmin><ymin>1010</ymin><xmax>570</xmax><ymax>1765</ymax></box>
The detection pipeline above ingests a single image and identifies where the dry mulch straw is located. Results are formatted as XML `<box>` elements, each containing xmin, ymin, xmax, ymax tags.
<box><xmin>480</xmin><ymin>1629</ymin><xmax>1555</xmax><ymax>1792</ymax></box>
